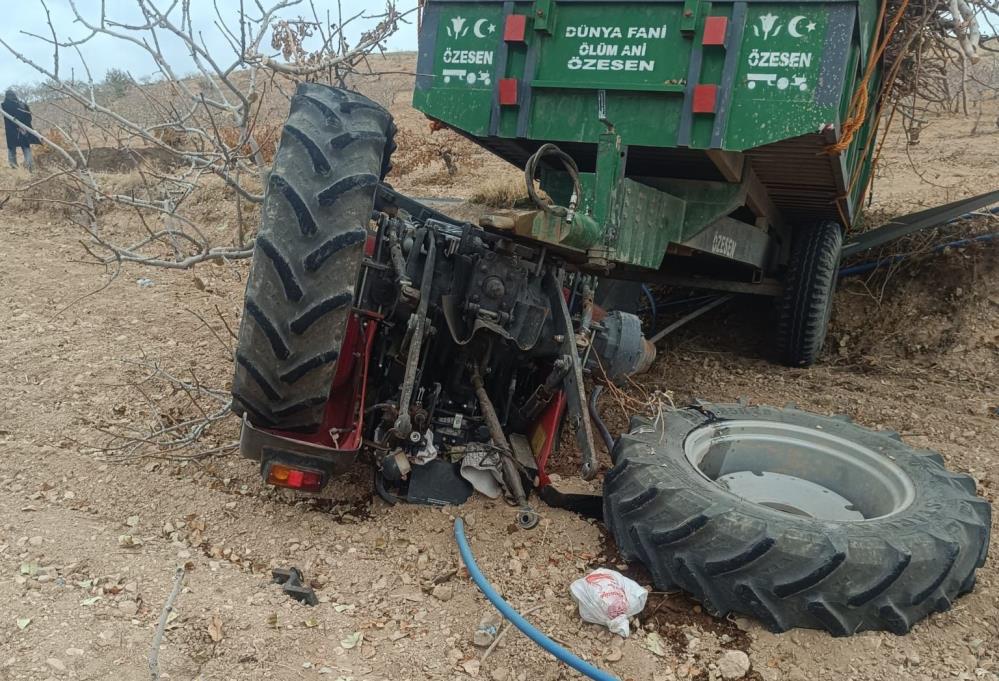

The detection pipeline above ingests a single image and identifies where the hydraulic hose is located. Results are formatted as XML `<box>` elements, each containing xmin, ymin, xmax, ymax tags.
<box><xmin>589</xmin><ymin>385</ymin><xmax>615</xmax><ymax>454</ymax></box>
<box><xmin>524</xmin><ymin>143</ymin><xmax>582</xmax><ymax>219</ymax></box>
<box><xmin>453</xmin><ymin>518</ymin><xmax>619</xmax><ymax>681</ymax></box>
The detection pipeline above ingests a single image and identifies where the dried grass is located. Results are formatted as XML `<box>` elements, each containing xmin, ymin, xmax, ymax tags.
<box><xmin>467</xmin><ymin>176</ymin><xmax>536</xmax><ymax>209</ymax></box>
<box><xmin>0</xmin><ymin>166</ymin><xmax>77</xmax><ymax>214</ymax></box>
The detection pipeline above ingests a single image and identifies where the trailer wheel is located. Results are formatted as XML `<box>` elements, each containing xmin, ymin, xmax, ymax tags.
<box><xmin>232</xmin><ymin>84</ymin><xmax>395</xmax><ymax>432</ymax></box>
<box><xmin>774</xmin><ymin>220</ymin><xmax>842</xmax><ymax>366</ymax></box>
<box><xmin>603</xmin><ymin>403</ymin><xmax>990</xmax><ymax>636</ymax></box>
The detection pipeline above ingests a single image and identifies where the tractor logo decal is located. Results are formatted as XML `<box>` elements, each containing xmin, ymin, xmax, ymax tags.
<box><xmin>442</xmin><ymin>69</ymin><xmax>492</xmax><ymax>86</ymax></box>
<box><xmin>746</xmin><ymin>73</ymin><xmax>809</xmax><ymax>91</ymax></box>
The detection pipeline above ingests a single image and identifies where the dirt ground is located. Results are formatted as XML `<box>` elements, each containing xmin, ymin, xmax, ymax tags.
<box><xmin>1</xmin><ymin>64</ymin><xmax>998</xmax><ymax>681</ymax></box>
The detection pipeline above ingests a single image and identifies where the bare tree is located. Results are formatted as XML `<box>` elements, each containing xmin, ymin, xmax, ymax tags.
<box><xmin>0</xmin><ymin>1</ymin><xmax>408</xmax><ymax>463</ymax></box>
<box><xmin>0</xmin><ymin>0</ymin><xmax>406</xmax><ymax>270</ymax></box>
<box><xmin>884</xmin><ymin>0</ymin><xmax>997</xmax><ymax>117</ymax></box>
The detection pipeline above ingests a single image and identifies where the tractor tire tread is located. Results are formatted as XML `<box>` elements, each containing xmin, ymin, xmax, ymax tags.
<box><xmin>775</xmin><ymin>220</ymin><xmax>843</xmax><ymax>366</ymax></box>
<box><xmin>603</xmin><ymin>403</ymin><xmax>991</xmax><ymax>636</ymax></box>
<box><xmin>232</xmin><ymin>84</ymin><xmax>393</xmax><ymax>432</ymax></box>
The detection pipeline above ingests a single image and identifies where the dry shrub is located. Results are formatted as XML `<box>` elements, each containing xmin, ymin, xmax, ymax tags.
<box><xmin>99</xmin><ymin>169</ymin><xmax>166</xmax><ymax>194</ymax></box>
<box><xmin>154</xmin><ymin>127</ymin><xmax>189</xmax><ymax>150</ymax></box>
<box><xmin>148</xmin><ymin>124</ymin><xmax>280</xmax><ymax>164</ymax></box>
<box><xmin>217</xmin><ymin>124</ymin><xmax>281</xmax><ymax>164</ymax></box>
<box><xmin>388</xmin><ymin>127</ymin><xmax>469</xmax><ymax>182</ymax></box>
<box><xmin>832</xmin><ymin>219</ymin><xmax>998</xmax><ymax>367</ymax></box>
<box><xmin>32</xmin><ymin>128</ymin><xmax>66</xmax><ymax>163</ymax></box>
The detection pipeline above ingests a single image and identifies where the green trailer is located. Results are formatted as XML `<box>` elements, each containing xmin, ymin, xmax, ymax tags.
<box><xmin>414</xmin><ymin>0</ymin><xmax>884</xmax><ymax>364</ymax></box>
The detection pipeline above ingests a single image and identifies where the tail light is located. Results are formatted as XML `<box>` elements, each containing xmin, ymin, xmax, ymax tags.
<box><xmin>265</xmin><ymin>462</ymin><xmax>325</xmax><ymax>492</ymax></box>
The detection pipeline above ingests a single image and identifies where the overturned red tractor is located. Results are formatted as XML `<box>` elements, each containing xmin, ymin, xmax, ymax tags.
<box><xmin>232</xmin><ymin>0</ymin><xmax>990</xmax><ymax>637</ymax></box>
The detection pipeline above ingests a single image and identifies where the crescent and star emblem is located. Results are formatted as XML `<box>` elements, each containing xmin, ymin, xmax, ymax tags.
<box><xmin>787</xmin><ymin>15</ymin><xmax>818</xmax><ymax>37</ymax></box>
<box><xmin>473</xmin><ymin>19</ymin><xmax>496</xmax><ymax>38</ymax></box>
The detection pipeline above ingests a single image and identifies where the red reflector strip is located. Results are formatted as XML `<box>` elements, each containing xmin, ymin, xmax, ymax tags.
<box><xmin>504</xmin><ymin>14</ymin><xmax>527</xmax><ymax>42</ymax></box>
<box><xmin>702</xmin><ymin>16</ymin><xmax>729</xmax><ymax>46</ymax></box>
<box><xmin>692</xmin><ymin>84</ymin><xmax>718</xmax><ymax>114</ymax></box>
<box><xmin>499</xmin><ymin>78</ymin><xmax>519</xmax><ymax>106</ymax></box>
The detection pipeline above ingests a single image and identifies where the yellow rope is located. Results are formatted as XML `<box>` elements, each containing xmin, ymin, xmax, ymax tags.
<box><xmin>825</xmin><ymin>0</ymin><xmax>910</xmax><ymax>156</ymax></box>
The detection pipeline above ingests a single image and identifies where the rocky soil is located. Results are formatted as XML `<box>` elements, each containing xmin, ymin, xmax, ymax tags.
<box><xmin>0</xmin><ymin>66</ymin><xmax>997</xmax><ymax>681</ymax></box>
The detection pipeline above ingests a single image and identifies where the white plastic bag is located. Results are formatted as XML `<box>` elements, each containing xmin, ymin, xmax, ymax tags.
<box><xmin>569</xmin><ymin>568</ymin><xmax>648</xmax><ymax>637</ymax></box>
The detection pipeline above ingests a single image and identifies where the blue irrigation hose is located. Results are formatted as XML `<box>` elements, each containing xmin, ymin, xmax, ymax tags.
<box><xmin>453</xmin><ymin>518</ymin><xmax>619</xmax><ymax>681</ymax></box>
<box><xmin>640</xmin><ymin>284</ymin><xmax>657</xmax><ymax>332</ymax></box>
<box><xmin>839</xmin><ymin>231</ymin><xmax>999</xmax><ymax>278</ymax></box>
<box><xmin>956</xmin><ymin>206</ymin><xmax>999</xmax><ymax>221</ymax></box>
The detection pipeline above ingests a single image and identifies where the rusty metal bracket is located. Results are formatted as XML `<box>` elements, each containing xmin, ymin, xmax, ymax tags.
<box><xmin>544</xmin><ymin>270</ymin><xmax>598</xmax><ymax>480</ymax></box>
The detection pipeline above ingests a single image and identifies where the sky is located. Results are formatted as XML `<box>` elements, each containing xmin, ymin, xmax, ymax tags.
<box><xmin>0</xmin><ymin>0</ymin><xmax>420</xmax><ymax>87</ymax></box>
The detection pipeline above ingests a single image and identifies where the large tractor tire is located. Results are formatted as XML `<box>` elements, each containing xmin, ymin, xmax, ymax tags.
<box><xmin>774</xmin><ymin>221</ymin><xmax>843</xmax><ymax>367</ymax></box>
<box><xmin>604</xmin><ymin>403</ymin><xmax>990</xmax><ymax>636</ymax></box>
<box><xmin>232</xmin><ymin>84</ymin><xmax>395</xmax><ymax>432</ymax></box>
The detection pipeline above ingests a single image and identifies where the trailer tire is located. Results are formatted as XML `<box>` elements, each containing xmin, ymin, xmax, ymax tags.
<box><xmin>232</xmin><ymin>84</ymin><xmax>395</xmax><ymax>433</ymax></box>
<box><xmin>774</xmin><ymin>220</ymin><xmax>842</xmax><ymax>366</ymax></box>
<box><xmin>603</xmin><ymin>403</ymin><xmax>990</xmax><ymax>636</ymax></box>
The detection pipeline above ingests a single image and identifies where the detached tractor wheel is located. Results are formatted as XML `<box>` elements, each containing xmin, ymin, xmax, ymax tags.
<box><xmin>774</xmin><ymin>220</ymin><xmax>843</xmax><ymax>367</ymax></box>
<box><xmin>232</xmin><ymin>84</ymin><xmax>396</xmax><ymax>432</ymax></box>
<box><xmin>604</xmin><ymin>403</ymin><xmax>991</xmax><ymax>636</ymax></box>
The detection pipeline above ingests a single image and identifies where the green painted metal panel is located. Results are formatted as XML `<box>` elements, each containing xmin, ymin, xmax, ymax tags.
<box><xmin>725</xmin><ymin>4</ymin><xmax>831</xmax><ymax>148</ymax></box>
<box><xmin>415</xmin><ymin>1</ymin><xmax>701</xmax><ymax>146</ymax></box>
<box><xmin>530</xmin><ymin>5</ymin><xmax>689</xmax><ymax>91</ymax></box>
<box><xmin>593</xmin><ymin>132</ymin><xmax>624</xmax><ymax>227</ymax></box>
<box><xmin>645</xmin><ymin>178</ymin><xmax>749</xmax><ymax>238</ymax></box>
<box><xmin>414</xmin><ymin>1</ymin><xmax>870</xmax><ymax>151</ymax></box>
<box><xmin>613</xmin><ymin>179</ymin><xmax>686</xmax><ymax>268</ymax></box>
<box><xmin>520</xmin><ymin>176</ymin><xmax>686</xmax><ymax>269</ymax></box>
<box><xmin>414</xmin><ymin>3</ymin><xmax>508</xmax><ymax>136</ymax></box>
<box><xmin>534</xmin><ymin>0</ymin><xmax>556</xmax><ymax>33</ymax></box>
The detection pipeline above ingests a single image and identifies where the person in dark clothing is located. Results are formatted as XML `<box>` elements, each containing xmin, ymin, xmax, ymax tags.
<box><xmin>3</xmin><ymin>89</ymin><xmax>37</xmax><ymax>171</ymax></box>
